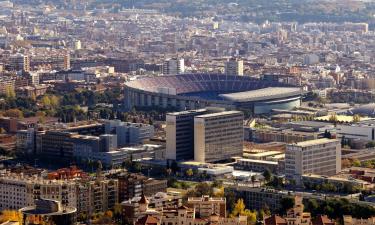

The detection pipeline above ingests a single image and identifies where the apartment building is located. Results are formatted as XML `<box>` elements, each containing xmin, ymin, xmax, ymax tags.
<box><xmin>285</xmin><ymin>138</ymin><xmax>341</xmax><ymax>184</ymax></box>
<box><xmin>162</xmin><ymin>58</ymin><xmax>185</xmax><ymax>75</ymax></box>
<box><xmin>225</xmin><ymin>58</ymin><xmax>243</xmax><ymax>76</ymax></box>
<box><xmin>194</xmin><ymin>111</ymin><xmax>244</xmax><ymax>163</ymax></box>
<box><xmin>186</xmin><ymin>195</ymin><xmax>226</xmax><ymax>217</ymax></box>
<box><xmin>0</xmin><ymin>172</ymin><xmax>77</xmax><ymax>210</ymax></box>
<box><xmin>115</xmin><ymin>172</ymin><xmax>167</xmax><ymax>202</ymax></box>
<box><xmin>343</xmin><ymin>216</ymin><xmax>375</xmax><ymax>225</ymax></box>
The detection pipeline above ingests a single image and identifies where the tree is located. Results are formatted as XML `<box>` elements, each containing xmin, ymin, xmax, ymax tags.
<box><xmin>5</xmin><ymin>86</ymin><xmax>16</xmax><ymax>99</ymax></box>
<box><xmin>41</xmin><ymin>95</ymin><xmax>51</xmax><ymax>108</ymax></box>
<box><xmin>0</xmin><ymin>210</ymin><xmax>22</xmax><ymax>223</ymax></box>
<box><xmin>352</xmin><ymin>159</ymin><xmax>361</xmax><ymax>167</ymax></box>
<box><xmin>4</xmin><ymin>108</ymin><xmax>23</xmax><ymax>118</ymax></box>
<box><xmin>186</xmin><ymin>168</ymin><xmax>194</xmax><ymax>177</ymax></box>
<box><xmin>328</xmin><ymin>113</ymin><xmax>338</xmax><ymax>123</ymax></box>
<box><xmin>279</xmin><ymin>197</ymin><xmax>295</xmax><ymax>215</ymax></box>
<box><xmin>353</xmin><ymin>114</ymin><xmax>361</xmax><ymax>122</ymax></box>
<box><xmin>251</xmin><ymin>175</ymin><xmax>256</xmax><ymax>187</ymax></box>
<box><xmin>366</xmin><ymin>141</ymin><xmax>375</xmax><ymax>148</ymax></box>
<box><xmin>263</xmin><ymin>169</ymin><xmax>272</xmax><ymax>183</ymax></box>
<box><xmin>243</xmin><ymin>209</ymin><xmax>257</xmax><ymax>225</ymax></box>
<box><xmin>231</xmin><ymin>199</ymin><xmax>246</xmax><ymax>217</ymax></box>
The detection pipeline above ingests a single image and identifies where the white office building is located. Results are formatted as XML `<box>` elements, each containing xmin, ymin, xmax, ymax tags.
<box><xmin>194</xmin><ymin>111</ymin><xmax>244</xmax><ymax>163</ymax></box>
<box><xmin>285</xmin><ymin>138</ymin><xmax>341</xmax><ymax>184</ymax></box>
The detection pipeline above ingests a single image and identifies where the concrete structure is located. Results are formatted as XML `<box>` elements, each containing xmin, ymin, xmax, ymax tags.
<box><xmin>194</xmin><ymin>111</ymin><xmax>243</xmax><ymax>163</ymax></box>
<box><xmin>186</xmin><ymin>196</ymin><xmax>226</xmax><ymax>217</ymax></box>
<box><xmin>235</xmin><ymin>158</ymin><xmax>281</xmax><ymax>174</ymax></box>
<box><xmin>0</xmin><ymin>172</ymin><xmax>77</xmax><ymax>211</ymax></box>
<box><xmin>20</xmin><ymin>199</ymin><xmax>77</xmax><ymax>225</ymax></box>
<box><xmin>285</xmin><ymin>139</ymin><xmax>341</xmax><ymax>184</ymax></box>
<box><xmin>337</xmin><ymin>122</ymin><xmax>375</xmax><ymax>141</ymax></box>
<box><xmin>253</xmin><ymin>129</ymin><xmax>319</xmax><ymax>143</ymax></box>
<box><xmin>225</xmin><ymin>186</ymin><xmax>286</xmax><ymax>212</ymax></box>
<box><xmin>225</xmin><ymin>58</ymin><xmax>243</xmax><ymax>76</ymax></box>
<box><xmin>343</xmin><ymin>216</ymin><xmax>375</xmax><ymax>225</ymax></box>
<box><xmin>166</xmin><ymin>109</ymin><xmax>207</xmax><ymax>161</ymax></box>
<box><xmin>264</xmin><ymin>196</ymin><xmax>335</xmax><ymax>225</ymax></box>
<box><xmin>16</xmin><ymin>128</ymin><xmax>35</xmax><ymax>155</ymax></box>
<box><xmin>124</xmin><ymin>74</ymin><xmax>302</xmax><ymax>114</ymax></box>
<box><xmin>105</xmin><ymin>120</ymin><xmax>154</xmax><ymax>147</ymax></box>
<box><xmin>9</xmin><ymin>54</ymin><xmax>30</xmax><ymax>72</ymax></box>
<box><xmin>162</xmin><ymin>58</ymin><xmax>185</xmax><ymax>75</ymax></box>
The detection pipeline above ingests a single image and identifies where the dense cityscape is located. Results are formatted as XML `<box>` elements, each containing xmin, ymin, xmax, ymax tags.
<box><xmin>1</xmin><ymin>0</ymin><xmax>375</xmax><ymax>224</ymax></box>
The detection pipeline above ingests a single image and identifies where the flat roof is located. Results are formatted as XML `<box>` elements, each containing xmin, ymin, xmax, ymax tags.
<box><xmin>245</xmin><ymin>151</ymin><xmax>283</xmax><ymax>157</ymax></box>
<box><xmin>237</xmin><ymin>158</ymin><xmax>278</xmax><ymax>165</ymax></box>
<box><xmin>289</xmin><ymin>138</ymin><xmax>338</xmax><ymax>148</ymax></box>
<box><xmin>219</xmin><ymin>87</ymin><xmax>301</xmax><ymax>102</ymax></box>
<box><xmin>195</xmin><ymin>110</ymin><xmax>242</xmax><ymax>118</ymax></box>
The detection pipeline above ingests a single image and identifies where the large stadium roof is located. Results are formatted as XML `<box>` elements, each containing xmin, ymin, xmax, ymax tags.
<box><xmin>219</xmin><ymin>87</ymin><xmax>302</xmax><ymax>102</ymax></box>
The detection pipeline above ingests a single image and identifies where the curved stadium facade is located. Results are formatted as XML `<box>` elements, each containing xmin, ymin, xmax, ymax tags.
<box><xmin>125</xmin><ymin>73</ymin><xmax>302</xmax><ymax>114</ymax></box>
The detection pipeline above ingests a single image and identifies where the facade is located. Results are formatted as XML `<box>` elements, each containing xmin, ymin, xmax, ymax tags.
<box><xmin>115</xmin><ymin>173</ymin><xmax>167</xmax><ymax>202</ymax></box>
<box><xmin>76</xmin><ymin>178</ymin><xmax>118</xmax><ymax>215</ymax></box>
<box><xmin>253</xmin><ymin>129</ymin><xmax>318</xmax><ymax>143</ymax></box>
<box><xmin>194</xmin><ymin>111</ymin><xmax>244</xmax><ymax>163</ymax></box>
<box><xmin>20</xmin><ymin>199</ymin><xmax>77</xmax><ymax>225</ymax></box>
<box><xmin>0</xmin><ymin>173</ymin><xmax>77</xmax><ymax>211</ymax></box>
<box><xmin>16</xmin><ymin>128</ymin><xmax>35</xmax><ymax>155</ymax></box>
<box><xmin>186</xmin><ymin>196</ymin><xmax>226</xmax><ymax>218</ymax></box>
<box><xmin>128</xmin><ymin>195</ymin><xmax>246</xmax><ymax>225</ymax></box>
<box><xmin>105</xmin><ymin>120</ymin><xmax>155</xmax><ymax>147</ymax></box>
<box><xmin>336</xmin><ymin>122</ymin><xmax>375</xmax><ymax>141</ymax></box>
<box><xmin>343</xmin><ymin>216</ymin><xmax>375</xmax><ymax>225</ymax></box>
<box><xmin>264</xmin><ymin>196</ymin><xmax>335</xmax><ymax>225</ymax></box>
<box><xmin>0</xmin><ymin>171</ymin><xmax>118</xmax><ymax>215</ymax></box>
<box><xmin>40</xmin><ymin>131</ymin><xmax>75</xmax><ymax>160</ymax></box>
<box><xmin>9</xmin><ymin>54</ymin><xmax>30</xmax><ymax>72</ymax></box>
<box><xmin>235</xmin><ymin>158</ymin><xmax>280</xmax><ymax>174</ymax></box>
<box><xmin>285</xmin><ymin>139</ymin><xmax>341</xmax><ymax>184</ymax></box>
<box><xmin>166</xmin><ymin>109</ymin><xmax>207</xmax><ymax>161</ymax></box>
<box><xmin>225</xmin><ymin>186</ymin><xmax>286</xmax><ymax>212</ymax></box>
<box><xmin>225</xmin><ymin>58</ymin><xmax>243</xmax><ymax>76</ymax></box>
<box><xmin>162</xmin><ymin>58</ymin><xmax>185</xmax><ymax>75</ymax></box>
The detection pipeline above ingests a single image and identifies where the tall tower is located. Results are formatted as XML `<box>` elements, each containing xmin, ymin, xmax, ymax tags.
<box><xmin>162</xmin><ymin>58</ymin><xmax>185</xmax><ymax>75</ymax></box>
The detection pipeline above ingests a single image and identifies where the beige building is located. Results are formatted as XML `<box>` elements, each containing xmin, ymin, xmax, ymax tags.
<box><xmin>264</xmin><ymin>196</ymin><xmax>335</xmax><ymax>225</ymax></box>
<box><xmin>0</xmin><ymin>172</ymin><xmax>118</xmax><ymax>215</ymax></box>
<box><xmin>187</xmin><ymin>195</ymin><xmax>226</xmax><ymax>218</ymax></box>
<box><xmin>225</xmin><ymin>58</ymin><xmax>243</xmax><ymax>76</ymax></box>
<box><xmin>0</xmin><ymin>172</ymin><xmax>77</xmax><ymax>210</ymax></box>
<box><xmin>343</xmin><ymin>216</ymin><xmax>375</xmax><ymax>225</ymax></box>
<box><xmin>194</xmin><ymin>111</ymin><xmax>243</xmax><ymax>163</ymax></box>
<box><xmin>285</xmin><ymin>138</ymin><xmax>341</xmax><ymax>184</ymax></box>
<box><xmin>131</xmin><ymin>195</ymin><xmax>246</xmax><ymax>225</ymax></box>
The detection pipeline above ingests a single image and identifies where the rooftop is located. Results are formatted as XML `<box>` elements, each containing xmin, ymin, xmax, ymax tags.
<box><xmin>219</xmin><ymin>87</ymin><xmax>301</xmax><ymax>102</ymax></box>
<box><xmin>194</xmin><ymin>110</ymin><xmax>242</xmax><ymax>118</ymax></box>
<box><xmin>288</xmin><ymin>138</ymin><xmax>338</xmax><ymax>148</ymax></box>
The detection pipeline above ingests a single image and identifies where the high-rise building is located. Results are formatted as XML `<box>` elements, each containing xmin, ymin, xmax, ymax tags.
<box><xmin>194</xmin><ymin>111</ymin><xmax>244</xmax><ymax>163</ymax></box>
<box><xmin>225</xmin><ymin>58</ymin><xmax>243</xmax><ymax>76</ymax></box>
<box><xmin>285</xmin><ymin>138</ymin><xmax>341</xmax><ymax>184</ymax></box>
<box><xmin>9</xmin><ymin>53</ymin><xmax>30</xmax><ymax>72</ymax></box>
<box><xmin>162</xmin><ymin>58</ymin><xmax>185</xmax><ymax>75</ymax></box>
<box><xmin>166</xmin><ymin>109</ymin><xmax>208</xmax><ymax>161</ymax></box>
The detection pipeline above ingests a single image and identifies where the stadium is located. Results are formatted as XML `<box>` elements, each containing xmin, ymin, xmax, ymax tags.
<box><xmin>124</xmin><ymin>74</ymin><xmax>303</xmax><ymax>114</ymax></box>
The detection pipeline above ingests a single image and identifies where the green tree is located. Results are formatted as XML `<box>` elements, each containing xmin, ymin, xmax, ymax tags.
<box><xmin>186</xmin><ymin>168</ymin><xmax>194</xmax><ymax>177</ymax></box>
<box><xmin>279</xmin><ymin>197</ymin><xmax>295</xmax><ymax>215</ymax></box>
<box><xmin>263</xmin><ymin>169</ymin><xmax>272</xmax><ymax>183</ymax></box>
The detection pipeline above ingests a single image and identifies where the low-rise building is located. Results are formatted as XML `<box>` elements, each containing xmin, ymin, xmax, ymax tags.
<box><xmin>186</xmin><ymin>196</ymin><xmax>226</xmax><ymax>218</ymax></box>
